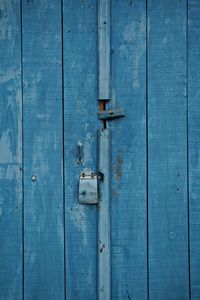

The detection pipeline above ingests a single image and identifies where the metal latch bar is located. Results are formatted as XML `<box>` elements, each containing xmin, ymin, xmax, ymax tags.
<box><xmin>98</xmin><ymin>108</ymin><xmax>125</xmax><ymax>121</ymax></box>
<box><xmin>98</xmin><ymin>128</ymin><xmax>111</xmax><ymax>300</ymax></box>
<box><xmin>98</xmin><ymin>0</ymin><xmax>110</xmax><ymax>100</ymax></box>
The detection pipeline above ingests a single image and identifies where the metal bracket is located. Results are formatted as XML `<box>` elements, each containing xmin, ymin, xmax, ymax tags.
<box><xmin>98</xmin><ymin>108</ymin><xmax>125</xmax><ymax>121</ymax></box>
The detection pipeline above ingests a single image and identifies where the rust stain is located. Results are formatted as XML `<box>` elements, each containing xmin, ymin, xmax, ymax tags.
<box><xmin>99</xmin><ymin>100</ymin><xmax>107</xmax><ymax>128</ymax></box>
<box><xmin>113</xmin><ymin>155</ymin><xmax>123</xmax><ymax>180</ymax></box>
<box><xmin>112</xmin><ymin>189</ymin><xmax>120</xmax><ymax>198</ymax></box>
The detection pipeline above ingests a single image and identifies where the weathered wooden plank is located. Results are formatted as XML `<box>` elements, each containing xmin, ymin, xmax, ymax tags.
<box><xmin>0</xmin><ymin>1</ymin><xmax>22</xmax><ymax>299</ymax></box>
<box><xmin>148</xmin><ymin>1</ymin><xmax>189</xmax><ymax>299</ymax></box>
<box><xmin>188</xmin><ymin>0</ymin><xmax>200</xmax><ymax>298</ymax></box>
<box><xmin>22</xmin><ymin>1</ymin><xmax>64</xmax><ymax>299</ymax></box>
<box><xmin>110</xmin><ymin>1</ymin><xmax>147</xmax><ymax>299</ymax></box>
<box><xmin>63</xmin><ymin>1</ymin><xmax>98</xmax><ymax>299</ymax></box>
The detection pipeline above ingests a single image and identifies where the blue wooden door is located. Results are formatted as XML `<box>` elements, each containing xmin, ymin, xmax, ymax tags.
<box><xmin>1</xmin><ymin>0</ymin><xmax>200</xmax><ymax>299</ymax></box>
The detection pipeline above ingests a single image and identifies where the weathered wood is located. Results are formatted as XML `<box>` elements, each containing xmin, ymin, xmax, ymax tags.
<box><xmin>148</xmin><ymin>0</ymin><xmax>189</xmax><ymax>299</ymax></box>
<box><xmin>98</xmin><ymin>129</ymin><xmax>111</xmax><ymax>300</ymax></box>
<box><xmin>188</xmin><ymin>0</ymin><xmax>200</xmax><ymax>298</ymax></box>
<box><xmin>0</xmin><ymin>0</ymin><xmax>22</xmax><ymax>299</ymax></box>
<box><xmin>110</xmin><ymin>0</ymin><xmax>147</xmax><ymax>299</ymax></box>
<box><xmin>1</xmin><ymin>1</ymin><xmax>200</xmax><ymax>299</ymax></box>
<box><xmin>22</xmin><ymin>1</ymin><xmax>64</xmax><ymax>299</ymax></box>
<box><xmin>63</xmin><ymin>1</ymin><xmax>98</xmax><ymax>299</ymax></box>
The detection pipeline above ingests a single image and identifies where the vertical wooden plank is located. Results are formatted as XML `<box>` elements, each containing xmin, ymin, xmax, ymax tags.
<box><xmin>0</xmin><ymin>1</ymin><xmax>22</xmax><ymax>299</ymax></box>
<box><xmin>148</xmin><ymin>1</ymin><xmax>189</xmax><ymax>299</ymax></box>
<box><xmin>110</xmin><ymin>1</ymin><xmax>147</xmax><ymax>299</ymax></box>
<box><xmin>22</xmin><ymin>1</ymin><xmax>64</xmax><ymax>299</ymax></box>
<box><xmin>63</xmin><ymin>1</ymin><xmax>98</xmax><ymax>299</ymax></box>
<box><xmin>188</xmin><ymin>0</ymin><xmax>200</xmax><ymax>298</ymax></box>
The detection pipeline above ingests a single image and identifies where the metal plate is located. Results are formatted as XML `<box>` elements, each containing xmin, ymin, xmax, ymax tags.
<box><xmin>78</xmin><ymin>170</ymin><xmax>98</xmax><ymax>204</ymax></box>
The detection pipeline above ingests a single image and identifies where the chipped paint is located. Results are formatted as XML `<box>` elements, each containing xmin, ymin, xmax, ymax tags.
<box><xmin>70</xmin><ymin>204</ymin><xmax>88</xmax><ymax>246</ymax></box>
<box><xmin>100</xmin><ymin>242</ymin><xmax>105</xmax><ymax>253</ymax></box>
<box><xmin>0</xmin><ymin>131</ymin><xmax>13</xmax><ymax>163</ymax></box>
<box><xmin>0</xmin><ymin>69</ymin><xmax>20</xmax><ymax>84</ymax></box>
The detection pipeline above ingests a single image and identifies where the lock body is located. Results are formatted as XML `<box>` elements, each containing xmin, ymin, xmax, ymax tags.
<box><xmin>78</xmin><ymin>170</ymin><xmax>98</xmax><ymax>205</ymax></box>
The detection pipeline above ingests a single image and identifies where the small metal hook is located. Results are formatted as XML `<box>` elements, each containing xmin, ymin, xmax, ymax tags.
<box><xmin>77</xmin><ymin>142</ymin><xmax>83</xmax><ymax>164</ymax></box>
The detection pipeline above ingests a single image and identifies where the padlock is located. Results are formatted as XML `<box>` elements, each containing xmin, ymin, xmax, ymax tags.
<box><xmin>78</xmin><ymin>170</ymin><xmax>98</xmax><ymax>204</ymax></box>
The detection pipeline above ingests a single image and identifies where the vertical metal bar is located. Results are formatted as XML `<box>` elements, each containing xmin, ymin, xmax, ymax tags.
<box><xmin>98</xmin><ymin>0</ymin><xmax>111</xmax><ymax>100</ymax></box>
<box><xmin>98</xmin><ymin>128</ymin><xmax>111</xmax><ymax>300</ymax></box>
<box><xmin>98</xmin><ymin>0</ymin><xmax>111</xmax><ymax>298</ymax></box>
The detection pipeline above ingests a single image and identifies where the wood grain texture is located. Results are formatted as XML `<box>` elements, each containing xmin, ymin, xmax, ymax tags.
<box><xmin>0</xmin><ymin>0</ymin><xmax>22</xmax><ymax>299</ymax></box>
<box><xmin>188</xmin><ymin>0</ymin><xmax>200</xmax><ymax>298</ymax></box>
<box><xmin>110</xmin><ymin>1</ymin><xmax>147</xmax><ymax>299</ymax></box>
<box><xmin>63</xmin><ymin>1</ymin><xmax>98</xmax><ymax>299</ymax></box>
<box><xmin>148</xmin><ymin>1</ymin><xmax>189</xmax><ymax>299</ymax></box>
<box><xmin>22</xmin><ymin>1</ymin><xmax>64</xmax><ymax>299</ymax></box>
<box><xmin>2</xmin><ymin>1</ymin><xmax>200</xmax><ymax>299</ymax></box>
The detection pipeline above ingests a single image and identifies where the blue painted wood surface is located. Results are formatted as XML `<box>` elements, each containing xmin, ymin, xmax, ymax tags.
<box><xmin>1</xmin><ymin>1</ymin><xmax>200</xmax><ymax>299</ymax></box>
<box><xmin>22</xmin><ymin>1</ymin><xmax>64</xmax><ymax>299</ymax></box>
<box><xmin>63</xmin><ymin>1</ymin><xmax>98</xmax><ymax>299</ymax></box>
<box><xmin>110</xmin><ymin>1</ymin><xmax>147</xmax><ymax>299</ymax></box>
<box><xmin>148</xmin><ymin>0</ymin><xmax>189</xmax><ymax>299</ymax></box>
<box><xmin>188</xmin><ymin>0</ymin><xmax>200</xmax><ymax>299</ymax></box>
<box><xmin>0</xmin><ymin>1</ymin><xmax>22</xmax><ymax>299</ymax></box>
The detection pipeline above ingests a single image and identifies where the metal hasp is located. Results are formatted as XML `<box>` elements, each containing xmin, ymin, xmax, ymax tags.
<box><xmin>98</xmin><ymin>0</ymin><xmax>111</xmax><ymax>299</ymax></box>
<box><xmin>98</xmin><ymin>128</ymin><xmax>111</xmax><ymax>300</ymax></box>
<box><xmin>78</xmin><ymin>170</ymin><xmax>98</xmax><ymax>204</ymax></box>
<box><xmin>98</xmin><ymin>108</ymin><xmax>125</xmax><ymax>121</ymax></box>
